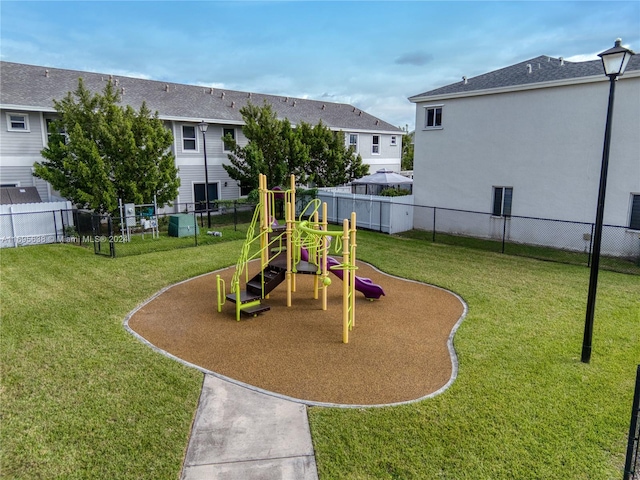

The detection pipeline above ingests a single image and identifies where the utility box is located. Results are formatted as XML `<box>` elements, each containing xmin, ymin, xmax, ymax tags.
<box><xmin>168</xmin><ymin>214</ymin><xmax>199</xmax><ymax>238</ymax></box>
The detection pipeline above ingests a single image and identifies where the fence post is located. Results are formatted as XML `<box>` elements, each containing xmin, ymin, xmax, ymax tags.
<box><xmin>234</xmin><ymin>200</ymin><xmax>238</xmax><ymax>231</ymax></box>
<box><xmin>502</xmin><ymin>216</ymin><xmax>507</xmax><ymax>254</ymax></box>
<box><xmin>108</xmin><ymin>216</ymin><xmax>115</xmax><ymax>257</ymax></box>
<box><xmin>432</xmin><ymin>207</ymin><xmax>436</xmax><ymax>242</ymax></box>
<box><xmin>624</xmin><ymin>365</ymin><xmax>640</xmax><ymax>480</ymax></box>
<box><xmin>53</xmin><ymin>211</ymin><xmax>58</xmax><ymax>243</ymax></box>
<box><xmin>194</xmin><ymin>212</ymin><xmax>198</xmax><ymax>247</ymax></box>
<box><xmin>587</xmin><ymin>223</ymin><xmax>595</xmax><ymax>267</ymax></box>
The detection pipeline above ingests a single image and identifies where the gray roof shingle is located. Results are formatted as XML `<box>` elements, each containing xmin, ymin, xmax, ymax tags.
<box><xmin>1</xmin><ymin>61</ymin><xmax>401</xmax><ymax>133</ymax></box>
<box><xmin>410</xmin><ymin>54</ymin><xmax>640</xmax><ymax>100</ymax></box>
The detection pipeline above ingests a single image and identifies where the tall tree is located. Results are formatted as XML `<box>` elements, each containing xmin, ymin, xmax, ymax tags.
<box><xmin>223</xmin><ymin>102</ymin><xmax>309</xmax><ymax>190</ymax></box>
<box><xmin>224</xmin><ymin>102</ymin><xmax>367</xmax><ymax>189</ymax></box>
<box><xmin>34</xmin><ymin>78</ymin><xmax>179</xmax><ymax>213</ymax></box>
<box><xmin>300</xmin><ymin>121</ymin><xmax>368</xmax><ymax>187</ymax></box>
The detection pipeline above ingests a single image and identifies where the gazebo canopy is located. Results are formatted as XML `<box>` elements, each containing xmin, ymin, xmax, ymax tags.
<box><xmin>350</xmin><ymin>169</ymin><xmax>413</xmax><ymax>196</ymax></box>
<box><xmin>351</xmin><ymin>169</ymin><xmax>413</xmax><ymax>186</ymax></box>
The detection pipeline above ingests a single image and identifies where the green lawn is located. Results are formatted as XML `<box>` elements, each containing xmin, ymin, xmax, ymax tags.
<box><xmin>1</xmin><ymin>232</ymin><xmax>638</xmax><ymax>479</ymax></box>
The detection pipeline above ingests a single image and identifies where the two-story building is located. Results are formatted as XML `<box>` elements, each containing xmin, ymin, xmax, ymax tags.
<box><xmin>0</xmin><ymin>61</ymin><xmax>403</xmax><ymax>208</ymax></box>
<box><xmin>409</xmin><ymin>50</ymin><xmax>640</xmax><ymax>256</ymax></box>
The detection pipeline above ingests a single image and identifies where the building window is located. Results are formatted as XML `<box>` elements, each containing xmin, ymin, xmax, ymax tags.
<box><xmin>493</xmin><ymin>187</ymin><xmax>513</xmax><ymax>217</ymax></box>
<box><xmin>182</xmin><ymin>125</ymin><xmax>197</xmax><ymax>151</ymax></box>
<box><xmin>223</xmin><ymin>128</ymin><xmax>235</xmax><ymax>152</ymax></box>
<box><xmin>6</xmin><ymin>113</ymin><xmax>29</xmax><ymax>132</ymax></box>
<box><xmin>239</xmin><ymin>184</ymin><xmax>253</xmax><ymax>197</ymax></box>
<box><xmin>424</xmin><ymin>106</ymin><xmax>443</xmax><ymax>129</ymax></box>
<box><xmin>348</xmin><ymin>133</ymin><xmax>358</xmax><ymax>153</ymax></box>
<box><xmin>45</xmin><ymin>118</ymin><xmax>67</xmax><ymax>145</ymax></box>
<box><xmin>390</xmin><ymin>135</ymin><xmax>397</xmax><ymax>146</ymax></box>
<box><xmin>372</xmin><ymin>135</ymin><xmax>380</xmax><ymax>154</ymax></box>
<box><xmin>630</xmin><ymin>194</ymin><xmax>640</xmax><ymax>230</ymax></box>
<box><xmin>194</xmin><ymin>183</ymin><xmax>218</xmax><ymax>211</ymax></box>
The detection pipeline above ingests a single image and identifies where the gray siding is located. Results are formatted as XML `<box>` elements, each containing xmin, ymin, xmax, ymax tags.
<box><xmin>0</xmin><ymin>110</ymin><xmax>46</xmax><ymax>156</ymax></box>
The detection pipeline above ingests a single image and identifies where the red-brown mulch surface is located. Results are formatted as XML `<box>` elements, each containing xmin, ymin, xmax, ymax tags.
<box><xmin>127</xmin><ymin>261</ymin><xmax>465</xmax><ymax>406</ymax></box>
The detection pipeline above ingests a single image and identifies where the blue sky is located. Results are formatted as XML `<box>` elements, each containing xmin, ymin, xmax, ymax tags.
<box><xmin>1</xmin><ymin>1</ymin><xmax>639</xmax><ymax>130</ymax></box>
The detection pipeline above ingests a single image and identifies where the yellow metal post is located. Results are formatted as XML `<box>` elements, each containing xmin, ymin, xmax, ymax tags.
<box><xmin>313</xmin><ymin>210</ymin><xmax>319</xmax><ymax>299</ymax></box>
<box><xmin>286</xmin><ymin>199</ymin><xmax>292</xmax><ymax>307</ymax></box>
<box><xmin>322</xmin><ymin>202</ymin><xmax>328</xmax><ymax>311</ymax></box>
<box><xmin>342</xmin><ymin>218</ymin><xmax>350</xmax><ymax>344</ymax></box>
<box><xmin>350</xmin><ymin>212</ymin><xmax>357</xmax><ymax>328</ymax></box>
<box><xmin>260</xmin><ymin>174</ymin><xmax>268</xmax><ymax>270</ymax></box>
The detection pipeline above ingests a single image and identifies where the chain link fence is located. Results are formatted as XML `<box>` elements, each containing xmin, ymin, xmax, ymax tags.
<box><xmin>410</xmin><ymin>204</ymin><xmax>639</xmax><ymax>275</ymax></box>
<box><xmin>83</xmin><ymin>201</ymin><xmax>257</xmax><ymax>257</ymax></box>
<box><xmin>2</xmin><ymin>197</ymin><xmax>638</xmax><ymax>274</ymax></box>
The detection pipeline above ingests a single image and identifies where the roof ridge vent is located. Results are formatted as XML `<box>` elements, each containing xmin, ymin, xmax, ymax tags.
<box><xmin>526</xmin><ymin>64</ymin><xmax>532</xmax><ymax>74</ymax></box>
<box><xmin>462</xmin><ymin>76</ymin><xmax>467</xmax><ymax>84</ymax></box>
<box><xmin>321</xmin><ymin>104</ymin><xmax>326</xmax><ymax>110</ymax></box>
<box><xmin>375</xmin><ymin>120</ymin><xmax>380</xmax><ymax>125</ymax></box>
<box><xmin>292</xmin><ymin>101</ymin><xmax>296</xmax><ymax>107</ymax></box>
<box><xmin>284</xmin><ymin>97</ymin><xmax>288</xmax><ymax>102</ymax></box>
<box><xmin>165</xmin><ymin>84</ymin><xmax>169</xmax><ymax>92</ymax></box>
<box><xmin>121</xmin><ymin>87</ymin><xmax>125</xmax><ymax>95</ymax></box>
<box><xmin>45</xmin><ymin>69</ymin><xmax>49</xmax><ymax>78</ymax></box>
<box><xmin>559</xmin><ymin>57</ymin><xmax>564</xmax><ymax>66</ymax></box>
<box><xmin>221</xmin><ymin>92</ymin><xmax>225</xmax><ymax>99</ymax></box>
<box><xmin>231</xmin><ymin>101</ymin><xmax>235</xmax><ymax>108</ymax></box>
<box><xmin>358</xmin><ymin>111</ymin><xmax>362</xmax><ymax>116</ymax></box>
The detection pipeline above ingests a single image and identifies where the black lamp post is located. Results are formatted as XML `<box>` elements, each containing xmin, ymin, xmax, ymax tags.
<box><xmin>581</xmin><ymin>39</ymin><xmax>635</xmax><ymax>364</ymax></box>
<box><xmin>198</xmin><ymin>121</ymin><xmax>211</xmax><ymax>228</ymax></box>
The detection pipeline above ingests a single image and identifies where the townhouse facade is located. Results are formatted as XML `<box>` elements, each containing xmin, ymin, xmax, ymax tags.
<box><xmin>0</xmin><ymin>61</ymin><xmax>402</xmax><ymax>209</ymax></box>
<box><xmin>409</xmin><ymin>52</ymin><xmax>640</xmax><ymax>255</ymax></box>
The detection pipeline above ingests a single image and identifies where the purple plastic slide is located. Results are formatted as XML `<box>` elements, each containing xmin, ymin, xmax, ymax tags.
<box><xmin>300</xmin><ymin>247</ymin><xmax>385</xmax><ymax>299</ymax></box>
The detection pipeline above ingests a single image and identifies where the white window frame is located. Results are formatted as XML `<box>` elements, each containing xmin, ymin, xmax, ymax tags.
<box><xmin>223</xmin><ymin>127</ymin><xmax>235</xmax><ymax>152</ymax></box>
<box><xmin>423</xmin><ymin>105</ymin><xmax>443</xmax><ymax>130</ymax></box>
<box><xmin>348</xmin><ymin>133</ymin><xmax>359</xmax><ymax>153</ymax></box>
<box><xmin>6</xmin><ymin>112</ymin><xmax>30</xmax><ymax>132</ymax></box>
<box><xmin>390</xmin><ymin>135</ymin><xmax>397</xmax><ymax>146</ymax></box>
<box><xmin>372</xmin><ymin>135</ymin><xmax>380</xmax><ymax>155</ymax></box>
<box><xmin>182</xmin><ymin>125</ymin><xmax>197</xmax><ymax>152</ymax></box>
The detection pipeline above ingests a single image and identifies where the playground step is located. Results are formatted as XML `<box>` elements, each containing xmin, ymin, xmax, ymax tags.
<box><xmin>226</xmin><ymin>291</ymin><xmax>261</xmax><ymax>304</ymax></box>
<box><xmin>268</xmin><ymin>256</ymin><xmax>318</xmax><ymax>275</ymax></box>
<box><xmin>240</xmin><ymin>303</ymin><xmax>271</xmax><ymax>317</ymax></box>
<box><xmin>246</xmin><ymin>268</ymin><xmax>286</xmax><ymax>296</ymax></box>
<box><xmin>294</xmin><ymin>260</ymin><xmax>319</xmax><ymax>275</ymax></box>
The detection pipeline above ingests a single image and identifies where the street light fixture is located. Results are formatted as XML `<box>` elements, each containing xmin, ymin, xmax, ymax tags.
<box><xmin>581</xmin><ymin>39</ymin><xmax>635</xmax><ymax>364</ymax></box>
<box><xmin>198</xmin><ymin>121</ymin><xmax>211</xmax><ymax>228</ymax></box>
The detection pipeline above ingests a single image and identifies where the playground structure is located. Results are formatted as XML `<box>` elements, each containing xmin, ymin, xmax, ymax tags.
<box><xmin>216</xmin><ymin>174</ymin><xmax>384</xmax><ymax>343</ymax></box>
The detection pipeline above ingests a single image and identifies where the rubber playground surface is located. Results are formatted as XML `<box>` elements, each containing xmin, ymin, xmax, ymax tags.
<box><xmin>128</xmin><ymin>261</ymin><xmax>466</xmax><ymax>406</ymax></box>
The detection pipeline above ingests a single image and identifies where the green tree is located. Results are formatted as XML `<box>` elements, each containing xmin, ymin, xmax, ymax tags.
<box><xmin>34</xmin><ymin>78</ymin><xmax>179</xmax><ymax>213</ymax></box>
<box><xmin>401</xmin><ymin>129</ymin><xmax>414</xmax><ymax>171</ymax></box>
<box><xmin>223</xmin><ymin>101</ymin><xmax>309</xmax><ymax>190</ymax></box>
<box><xmin>223</xmin><ymin>102</ymin><xmax>367</xmax><ymax>189</ymax></box>
<box><xmin>300</xmin><ymin>121</ymin><xmax>368</xmax><ymax>187</ymax></box>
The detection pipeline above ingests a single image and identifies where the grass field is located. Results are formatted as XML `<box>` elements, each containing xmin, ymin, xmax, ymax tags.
<box><xmin>1</xmin><ymin>232</ymin><xmax>638</xmax><ymax>479</ymax></box>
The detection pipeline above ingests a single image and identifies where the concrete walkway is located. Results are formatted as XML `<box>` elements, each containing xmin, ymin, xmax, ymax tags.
<box><xmin>181</xmin><ymin>374</ymin><xmax>319</xmax><ymax>480</ymax></box>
